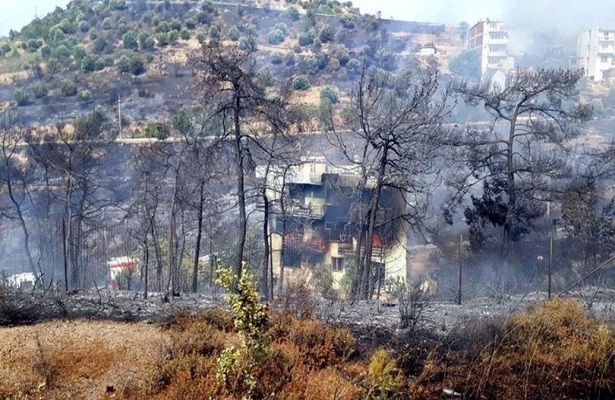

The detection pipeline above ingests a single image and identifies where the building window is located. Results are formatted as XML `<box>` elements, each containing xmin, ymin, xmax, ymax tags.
<box><xmin>489</xmin><ymin>31</ymin><xmax>507</xmax><ymax>40</ymax></box>
<box><xmin>601</xmin><ymin>55</ymin><xmax>609</xmax><ymax>63</ymax></box>
<box><xmin>331</xmin><ymin>257</ymin><xmax>344</xmax><ymax>271</ymax></box>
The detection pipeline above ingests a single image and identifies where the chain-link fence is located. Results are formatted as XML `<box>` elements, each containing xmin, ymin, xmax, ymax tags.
<box><xmin>1</xmin><ymin>215</ymin><xmax>611</xmax><ymax>304</ymax></box>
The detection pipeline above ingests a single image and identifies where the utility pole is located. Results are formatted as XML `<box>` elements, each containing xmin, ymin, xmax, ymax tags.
<box><xmin>118</xmin><ymin>95</ymin><xmax>122</xmax><ymax>139</ymax></box>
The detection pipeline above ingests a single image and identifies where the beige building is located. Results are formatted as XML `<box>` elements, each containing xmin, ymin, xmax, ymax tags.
<box><xmin>467</xmin><ymin>19</ymin><xmax>515</xmax><ymax>80</ymax></box>
<box><xmin>576</xmin><ymin>28</ymin><xmax>615</xmax><ymax>81</ymax></box>
<box><xmin>258</xmin><ymin>158</ymin><xmax>410</xmax><ymax>295</ymax></box>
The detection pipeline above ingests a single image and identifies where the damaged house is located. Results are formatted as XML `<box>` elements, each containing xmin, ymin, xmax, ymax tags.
<box><xmin>259</xmin><ymin>158</ymin><xmax>410</xmax><ymax>293</ymax></box>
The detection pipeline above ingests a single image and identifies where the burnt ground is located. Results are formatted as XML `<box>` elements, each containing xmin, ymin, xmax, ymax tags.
<box><xmin>3</xmin><ymin>284</ymin><xmax>615</xmax><ymax>331</ymax></box>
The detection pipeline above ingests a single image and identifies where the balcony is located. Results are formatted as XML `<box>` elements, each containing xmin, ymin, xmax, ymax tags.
<box><xmin>287</xmin><ymin>203</ymin><xmax>326</xmax><ymax>219</ymax></box>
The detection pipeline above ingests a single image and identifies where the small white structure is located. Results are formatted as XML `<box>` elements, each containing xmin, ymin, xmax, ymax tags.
<box><xmin>107</xmin><ymin>257</ymin><xmax>139</xmax><ymax>289</ymax></box>
<box><xmin>6</xmin><ymin>272</ymin><xmax>38</xmax><ymax>289</ymax></box>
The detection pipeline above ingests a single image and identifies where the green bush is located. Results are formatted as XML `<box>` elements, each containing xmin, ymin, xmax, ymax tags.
<box><xmin>78</xmin><ymin>20</ymin><xmax>90</xmax><ymax>33</ymax></box>
<box><xmin>30</xmin><ymin>82</ymin><xmax>48</xmax><ymax>99</ymax></box>
<box><xmin>293</xmin><ymin>74</ymin><xmax>311</xmax><ymax>90</ymax></box>
<box><xmin>94</xmin><ymin>58</ymin><xmax>106</xmax><ymax>71</ymax></box>
<box><xmin>287</xmin><ymin>6</ymin><xmax>300</xmax><ymax>21</ymax></box>
<box><xmin>267</xmin><ymin>29</ymin><xmax>286</xmax><ymax>45</ymax></box>
<box><xmin>180</xmin><ymin>28</ymin><xmax>191</xmax><ymax>40</ymax></box>
<box><xmin>73</xmin><ymin>45</ymin><xmax>86</xmax><ymax>60</ymax></box>
<box><xmin>144</xmin><ymin>121</ymin><xmax>170</xmax><ymax>140</ymax></box>
<box><xmin>139</xmin><ymin>33</ymin><xmax>155</xmax><ymax>50</ymax></box>
<box><xmin>102</xmin><ymin>17</ymin><xmax>113</xmax><ymax>30</ymax></box>
<box><xmin>298</xmin><ymin>31</ymin><xmax>314</xmax><ymax>46</ymax></box>
<box><xmin>60</xmin><ymin>80</ymin><xmax>77</xmax><ymax>97</ymax></box>
<box><xmin>78</xmin><ymin>89</ymin><xmax>92</xmax><ymax>101</ymax></box>
<box><xmin>228</xmin><ymin>26</ymin><xmax>240</xmax><ymax>41</ymax></box>
<box><xmin>81</xmin><ymin>54</ymin><xmax>97</xmax><ymax>72</ymax></box>
<box><xmin>318</xmin><ymin>24</ymin><xmax>334</xmax><ymax>43</ymax></box>
<box><xmin>123</xmin><ymin>30</ymin><xmax>138</xmax><ymax>50</ymax></box>
<box><xmin>320</xmin><ymin>85</ymin><xmax>339</xmax><ymax>104</ymax></box>
<box><xmin>13</xmin><ymin>88</ymin><xmax>30</xmax><ymax>106</ymax></box>
<box><xmin>168</xmin><ymin>30</ymin><xmax>179</xmax><ymax>44</ymax></box>
<box><xmin>271</xmin><ymin>52</ymin><xmax>282</xmax><ymax>65</ymax></box>
<box><xmin>170</xmin><ymin>18</ymin><xmax>182</xmax><ymax>32</ymax></box>
<box><xmin>340</xmin><ymin>13</ymin><xmax>355</xmax><ymax>29</ymax></box>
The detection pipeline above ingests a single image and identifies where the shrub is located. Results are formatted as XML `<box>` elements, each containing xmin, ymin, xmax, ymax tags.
<box><xmin>59</xmin><ymin>80</ymin><xmax>77</xmax><ymax>97</ymax></box>
<box><xmin>94</xmin><ymin>58</ymin><xmax>106</xmax><ymax>71</ymax></box>
<box><xmin>78</xmin><ymin>90</ymin><xmax>91</xmax><ymax>101</ymax></box>
<box><xmin>368</xmin><ymin>350</ymin><xmax>405</xmax><ymax>398</ymax></box>
<box><xmin>40</xmin><ymin>45</ymin><xmax>52</xmax><ymax>59</ymax></box>
<box><xmin>78</xmin><ymin>20</ymin><xmax>90</xmax><ymax>33</ymax></box>
<box><xmin>31</xmin><ymin>82</ymin><xmax>48</xmax><ymax>99</ymax></box>
<box><xmin>139</xmin><ymin>33</ymin><xmax>155</xmax><ymax>50</ymax></box>
<box><xmin>320</xmin><ymin>85</ymin><xmax>339</xmax><ymax>104</ymax></box>
<box><xmin>72</xmin><ymin>45</ymin><xmax>86</xmax><ymax>61</ymax></box>
<box><xmin>267</xmin><ymin>29</ymin><xmax>286</xmax><ymax>45</ymax></box>
<box><xmin>298</xmin><ymin>31</ymin><xmax>314</xmax><ymax>46</ymax></box>
<box><xmin>122</xmin><ymin>30</ymin><xmax>138</xmax><ymax>50</ymax></box>
<box><xmin>215</xmin><ymin>264</ymin><xmax>269</xmax><ymax>398</ymax></box>
<box><xmin>180</xmin><ymin>28</ymin><xmax>191</xmax><ymax>40</ymax></box>
<box><xmin>168</xmin><ymin>30</ymin><xmax>179</xmax><ymax>44</ymax></box>
<box><xmin>116</xmin><ymin>55</ymin><xmax>131</xmax><ymax>73</ymax></box>
<box><xmin>270</xmin><ymin>52</ymin><xmax>283</xmax><ymax>65</ymax></box>
<box><xmin>93</xmin><ymin>37</ymin><xmax>108</xmax><ymax>54</ymax></box>
<box><xmin>144</xmin><ymin>121</ymin><xmax>170</xmax><ymax>140</ymax></box>
<box><xmin>81</xmin><ymin>55</ymin><xmax>96</xmax><ymax>72</ymax></box>
<box><xmin>170</xmin><ymin>18</ymin><xmax>182</xmax><ymax>32</ymax></box>
<box><xmin>318</xmin><ymin>24</ymin><xmax>334</xmax><ymax>43</ymax></box>
<box><xmin>227</xmin><ymin>26</ymin><xmax>240</xmax><ymax>41</ymax></box>
<box><xmin>293</xmin><ymin>74</ymin><xmax>311</xmax><ymax>90</ymax></box>
<box><xmin>287</xmin><ymin>6</ymin><xmax>300</xmax><ymax>21</ymax></box>
<box><xmin>340</xmin><ymin>13</ymin><xmax>355</xmax><ymax>29</ymax></box>
<box><xmin>102</xmin><ymin>17</ymin><xmax>113</xmax><ymax>30</ymax></box>
<box><xmin>13</xmin><ymin>88</ymin><xmax>30</xmax><ymax>106</ymax></box>
<box><xmin>185</xmin><ymin>19</ymin><xmax>196</xmax><ymax>30</ymax></box>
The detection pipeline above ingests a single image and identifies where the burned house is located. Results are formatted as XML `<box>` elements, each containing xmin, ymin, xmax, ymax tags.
<box><xmin>259</xmin><ymin>158</ymin><xmax>409</xmax><ymax>291</ymax></box>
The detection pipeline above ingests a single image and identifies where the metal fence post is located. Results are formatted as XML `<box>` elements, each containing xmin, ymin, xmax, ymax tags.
<box><xmin>458</xmin><ymin>234</ymin><xmax>463</xmax><ymax>305</ymax></box>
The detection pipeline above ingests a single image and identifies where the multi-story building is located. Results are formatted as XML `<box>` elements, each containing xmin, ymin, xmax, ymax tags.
<box><xmin>467</xmin><ymin>19</ymin><xmax>515</xmax><ymax>81</ymax></box>
<box><xmin>576</xmin><ymin>28</ymin><xmax>615</xmax><ymax>81</ymax></box>
<box><xmin>258</xmin><ymin>158</ymin><xmax>409</xmax><ymax>294</ymax></box>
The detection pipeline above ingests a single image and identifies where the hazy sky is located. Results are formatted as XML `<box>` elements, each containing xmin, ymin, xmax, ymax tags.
<box><xmin>0</xmin><ymin>0</ymin><xmax>70</xmax><ymax>36</ymax></box>
<box><xmin>3</xmin><ymin>0</ymin><xmax>615</xmax><ymax>49</ymax></box>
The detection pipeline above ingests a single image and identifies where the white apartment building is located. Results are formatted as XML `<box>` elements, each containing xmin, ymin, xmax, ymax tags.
<box><xmin>576</xmin><ymin>28</ymin><xmax>615</xmax><ymax>81</ymax></box>
<box><xmin>467</xmin><ymin>19</ymin><xmax>515</xmax><ymax>80</ymax></box>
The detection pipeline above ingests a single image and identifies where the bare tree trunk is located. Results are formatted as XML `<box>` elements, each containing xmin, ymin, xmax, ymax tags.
<box><xmin>362</xmin><ymin>151</ymin><xmax>387</xmax><ymax>299</ymax></box>
<box><xmin>62</xmin><ymin>218</ymin><xmax>69</xmax><ymax>292</ymax></box>
<box><xmin>262</xmin><ymin>188</ymin><xmax>270</xmax><ymax>299</ymax></box>
<box><xmin>234</xmin><ymin>93</ymin><xmax>247</xmax><ymax>283</ymax></box>
<box><xmin>192</xmin><ymin>183</ymin><xmax>205</xmax><ymax>293</ymax></box>
<box><xmin>143</xmin><ymin>236</ymin><xmax>149</xmax><ymax>299</ymax></box>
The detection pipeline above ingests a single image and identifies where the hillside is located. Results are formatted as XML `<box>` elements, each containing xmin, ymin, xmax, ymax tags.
<box><xmin>0</xmin><ymin>0</ymin><xmax>464</xmax><ymax>133</ymax></box>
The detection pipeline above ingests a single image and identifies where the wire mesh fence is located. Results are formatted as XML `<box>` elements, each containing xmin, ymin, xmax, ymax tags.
<box><xmin>1</xmin><ymin>216</ymin><xmax>611</xmax><ymax>304</ymax></box>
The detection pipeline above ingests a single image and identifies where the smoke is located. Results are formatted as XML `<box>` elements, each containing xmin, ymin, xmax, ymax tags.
<box><xmin>353</xmin><ymin>0</ymin><xmax>615</xmax><ymax>57</ymax></box>
<box><xmin>502</xmin><ymin>0</ymin><xmax>615</xmax><ymax>56</ymax></box>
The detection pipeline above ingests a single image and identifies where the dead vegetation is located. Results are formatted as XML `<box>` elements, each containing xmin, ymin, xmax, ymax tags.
<box><xmin>1</xmin><ymin>284</ymin><xmax>614</xmax><ymax>399</ymax></box>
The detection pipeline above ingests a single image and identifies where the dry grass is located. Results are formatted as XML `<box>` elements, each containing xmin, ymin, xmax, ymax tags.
<box><xmin>413</xmin><ymin>297</ymin><xmax>615</xmax><ymax>399</ymax></box>
<box><xmin>1</xmin><ymin>298</ymin><xmax>613</xmax><ymax>399</ymax></box>
<box><xmin>0</xmin><ymin>320</ymin><xmax>168</xmax><ymax>399</ymax></box>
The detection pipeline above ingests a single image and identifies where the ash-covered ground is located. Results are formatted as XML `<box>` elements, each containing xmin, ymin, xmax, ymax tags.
<box><xmin>3</xmin><ymin>286</ymin><xmax>615</xmax><ymax>333</ymax></box>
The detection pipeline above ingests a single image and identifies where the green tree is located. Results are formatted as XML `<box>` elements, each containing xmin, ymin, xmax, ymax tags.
<box><xmin>318</xmin><ymin>24</ymin><xmax>334</xmax><ymax>43</ymax></box>
<box><xmin>13</xmin><ymin>88</ymin><xmax>30</xmax><ymax>106</ymax></box>
<box><xmin>228</xmin><ymin>26</ymin><xmax>240</xmax><ymax>41</ymax></box>
<box><xmin>448</xmin><ymin>49</ymin><xmax>481</xmax><ymax>81</ymax></box>
<box><xmin>293</xmin><ymin>74</ymin><xmax>311</xmax><ymax>90</ymax></box>
<box><xmin>59</xmin><ymin>80</ymin><xmax>77</xmax><ymax>97</ymax></box>
<box><xmin>122</xmin><ymin>30</ymin><xmax>138</xmax><ymax>50</ymax></box>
